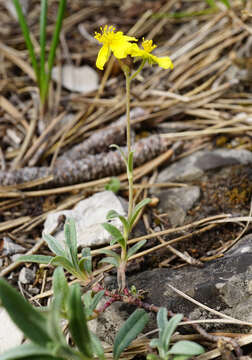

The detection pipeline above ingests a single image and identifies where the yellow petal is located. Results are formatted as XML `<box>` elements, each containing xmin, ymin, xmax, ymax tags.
<box><xmin>96</xmin><ymin>45</ymin><xmax>111</xmax><ymax>70</ymax></box>
<box><xmin>111</xmin><ymin>41</ymin><xmax>132</xmax><ymax>59</ymax></box>
<box><xmin>151</xmin><ymin>55</ymin><xmax>173</xmax><ymax>69</ymax></box>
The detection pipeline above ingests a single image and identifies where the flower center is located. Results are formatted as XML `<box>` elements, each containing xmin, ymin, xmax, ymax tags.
<box><xmin>142</xmin><ymin>39</ymin><xmax>157</xmax><ymax>53</ymax></box>
<box><xmin>95</xmin><ymin>25</ymin><xmax>117</xmax><ymax>44</ymax></box>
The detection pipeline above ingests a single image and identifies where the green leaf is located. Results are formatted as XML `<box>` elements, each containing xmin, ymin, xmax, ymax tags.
<box><xmin>161</xmin><ymin>314</ymin><xmax>183</xmax><ymax>353</ymax></box>
<box><xmin>0</xmin><ymin>343</ymin><xmax>60</xmax><ymax>360</ymax></box>
<box><xmin>168</xmin><ymin>340</ymin><xmax>205</xmax><ymax>356</ymax></box>
<box><xmin>81</xmin><ymin>247</ymin><xmax>92</xmax><ymax>274</ymax></box>
<box><xmin>90</xmin><ymin>291</ymin><xmax>105</xmax><ymax>312</ymax></box>
<box><xmin>110</xmin><ymin>144</ymin><xmax>128</xmax><ymax>166</ymax></box>
<box><xmin>149</xmin><ymin>338</ymin><xmax>160</xmax><ymax>348</ymax></box>
<box><xmin>205</xmin><ymin>0</ymin><xmax>216</xmax><ymax>7</ymax></box>
<box><xmin>106</xmin><ymin>210</ymin><xmax>129</xmax><ymax>234</ymax></box>
<box><xmin>113</xmin><ymin>309</ymin><xmax>149</xmax><ymax>360</ymax></box>
<box><xmin>219</xmin><ymin>0</ymin><xmax>231</xmax><ymax>8</ymax></box>
<box><xmin>89</xmin><ymin>332</ymin><xmax>105</xmax><ymax>360</ymax></box>
<box><xmin>97</xmin><ymin>249</ymin><xmax>121</xmax><ymax>262</ymax></box>
<box><xmin>105</xmin><ymin>177</ymin><xmax>121</xmax><ymax>193</ymax></box>
<box><xmin>129</xmin><ymin>198</ymin><xmax>151</xmax><ymax>230</ymax></box>
<box><xmin>128</xmin><ymin>151</ymin><xmax>134</xmax><ymax>173</ymax></box>
<box><xmin>99</xmin><ymin>257</ymin><xmax>120</xmax><ymax>267</ymax></box>
<box><xmin>47</xmin><ymin>295</ymin><xmax>66</xmax><ymax>345</ymax></box>
<box><xmin>0</xmin><ymin>278</ymin><xmax>51</xmax><ymax>347</ymax></box>
<box><xmin>16</xmin><ymin>255</ymin><xmax>53</xmax><ymax>265</ymax></box>
<box><xmin>52</xmin><ymin>267</ymin><xmax>68</xmax><ymax>299</ymax></box>
<box><xmin>50</xmin><ymin>256</ymin><xmax>75</xmax><ymax>275</ymax></box>
<box><xmin>102</xmin><ymin>223</ymin><xmax>126</xmax><ymax>248</ymax></box>
<box><xmin>67</xmin><ymin>284</ymin><xmax>93</xmax><ymax>358</ymax></box>
<box><xmin>157</xmin><ymin>307</ymin><xmax>168</xmax><ymax>331</ymax></box>
<box><xmin>146</xmin><ymin>354</ymin><xmax>160</xmax><ymax>360</ymax></box>
<box><xmin>43</xmin><ymin>232</ymin><xmax>66</xmax><ymax>258</ymax></box>
<box><xmin>127</xmin><ymin>240</ymin><xmax>146</xmax><ymax>259</ymax></box>
<box><xmin>12</xmin><ymin>0</ymin><xmax>39</xmax><ymax>83</ymax></box>
<box><xmin>64</xmin><ymin>218</ymin><xmax>78</xmax><ymax>266</ymax></box>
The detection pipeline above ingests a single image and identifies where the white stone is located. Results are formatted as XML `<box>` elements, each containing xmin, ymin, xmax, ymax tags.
<box><xmin>52</xmin><ymin>65</ymin><xmax>98</xmax><ymax>93</ymax></box>
<box><xmin>0</xmin><ymin>308</ymin><xmax>23</xmax><ymax>354</ymax></box>
<box><xmin>43</xmin><ymin>191</ymin><xmax>126</xmax><ymax>247</ymax></box>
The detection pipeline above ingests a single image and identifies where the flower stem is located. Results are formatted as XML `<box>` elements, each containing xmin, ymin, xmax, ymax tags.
<box><xmin>125</xmin><ymin>71</ymin><xmax>134</xmax><ymax>221</ymax></box>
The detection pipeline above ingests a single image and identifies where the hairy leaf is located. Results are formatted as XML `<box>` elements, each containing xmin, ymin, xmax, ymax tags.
<box><xmin>64</xmin><ymin>218</ymin><xmax>78</xmax><ymax>266</ymax></box>
<box><xmin>127</xmin><ymin>240</ymin><xmax>146</xmax><ymax>259</ymax></box>
<box><xmin>99</xmin><ymin>257</ymin><xmax>119</xmax><ymax>267</ymax></box>
<box><xmin>15</xmin><ymin>255</ymin><xmax>53</xmax><ymax>265</ymax></box>
<box><xmin>42</xmin><ymin>232</ymin><xmax>65</xmax><ymax>258</ymax></box>
<box><xmin>113</xmin><ymin>309</ymin><xmax>149</xmax><ymax>360</ymax></box>
<box><xmin>168</xmin><ymin>340</ymin><xmax>205</xmax><ymax>356</ymax></box>
<box><xmin>0</xmin><ymin>343</ymin><xmax>61</xmax><ymax>360</ymax></box>
<box><xmin>67</xmin><ymin>284</ymin><xmax>93</xmax><ymax>358</ymax></box>
<box><xmin>129</xmin><ymin>198</ymin><xmax>151</xmax><ymax>230</ymax></box>
<box><xmin>105</xmin><ymin>177</ymin><xmax>120</xmax><ymax>193</ymax></box>
<box><xmin>161</xmin><ymin>314</ymin><xmax>183</xmax><ymax>352</ymax></box>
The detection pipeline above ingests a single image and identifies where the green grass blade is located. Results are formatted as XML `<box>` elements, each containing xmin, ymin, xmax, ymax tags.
<box><xmin>12</xmin><ymin>0</ymin><xmax>39</xmax><ymax>83</ymax></box>
<box><xmin>40</xmin><ymin>0</ymin><xmax>47</xmax><ymax>97</ymax></box>
<box><xmin>43</xmin><ymin>0</ymin><xmax>66</xmax><ymax>103</ymax></box>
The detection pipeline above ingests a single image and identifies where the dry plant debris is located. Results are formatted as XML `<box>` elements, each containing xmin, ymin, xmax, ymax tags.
<box><xmin>1</xmin><ymin>0</ymin><xmax>252</xmax><ymax>358</ymax></box>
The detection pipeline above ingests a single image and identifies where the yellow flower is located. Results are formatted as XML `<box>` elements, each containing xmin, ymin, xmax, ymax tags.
<box><xmin>94</xmin><ymin>25</ymin><xmax>138</xmax><ymax>70</ymax></box>
<box><xmin>130</xmin><ymin>39</ymin><xmax>173</xmax><ymax>70</ymax></box>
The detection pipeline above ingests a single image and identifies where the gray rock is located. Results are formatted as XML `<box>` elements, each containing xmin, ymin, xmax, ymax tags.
<box><xmin>0</xmin><ymin>309</ymin><xmax>23</xmax><ymax>354</ymax></box>
<box><xmin>152</xmin><ymin>186</ymin><xmax>200</xmax><ymax>226</ymax></box>
<box><xmin>126</xmin><ymin>233</ymin><xmax>252</xmax><ymax>327</ymax></box>
<box><xmin>157</xmin><ymin>149</ymin><xmax>252</xmax><ymax>183</ymax></box>
<box><xmin>18</xmin><ymin>267</ymin><xmax>35</xmax><ymax>284</ymax></box>
<box><xmin>2</xmin><ymin>237</ymin><xmax>25</xmax><ymax>256</ymax></box>
<box><xmin>43</xmin><ymin>191</ymin><xmax>127</xmax><ymax>248</ymax></box>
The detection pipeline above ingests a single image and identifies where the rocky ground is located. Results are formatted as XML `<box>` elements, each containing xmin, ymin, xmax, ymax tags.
<box><xmin>1</xmin><ymin>0</ymin><xmax>252</xmax><ymax>358</ymax></box>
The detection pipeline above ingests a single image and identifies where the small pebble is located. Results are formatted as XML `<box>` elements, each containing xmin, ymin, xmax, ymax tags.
<box><xmin>18</xmin><ymin>267</ymin><xmax>35</xmax><ymax>284</ymax></box>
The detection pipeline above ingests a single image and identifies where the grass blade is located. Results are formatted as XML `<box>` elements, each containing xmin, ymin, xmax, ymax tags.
<box><xmin>40</xmin><ymin>0</ymin><xmax>47</xmax><ymax>99</ymax></box>
<box><xmin>43</xmin><ymin>0</ymin><xmax>66</xmax><ymax>103</ymax></box>
<box><xmin>12</xmin><ymin>0</ymin><xmax>39</xmax><ymax>82</ymax></box>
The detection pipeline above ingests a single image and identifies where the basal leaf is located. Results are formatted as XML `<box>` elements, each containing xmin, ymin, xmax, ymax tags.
<box><xmin>0</xmin><ymin>343</ymin><xmax>59</xmax><ymax>360</ymax></box>
<box><xmin>161</xmin><ymin>314</ymin><xmax>183</xmax><ymax>353</ymax></box>
<box><xmin>43</xmin><ymin>232</ymin><xmax>65</xmax><ymax>258</ymax></box>
<box><xmin>16</xmin><ymin>255</ymin><xmax>53</xmax><ymax>265</ymax></box>
<box><xmin>168</xmin><ymin>340</ymin><xmax>205</xmax><ymax>356</ymax></box>
<box><xmin>50</xmin><ymin>256</ymin><xmax>75</xmax><ymax>275</ymax></box>
<box><xmin>64</xmin><ymin>218</ymin><xmax>78</xmax><ymax>266</ymax></box>
<box><xmin>113</xmin><ymin>309</ymin><xmax>149</xmax><ymax>360</ymax></box>
<box><xmin>67</xmin><ymin>284</ymin><xmax>93</xmax><ymax>358</ymax></box>
<box><xmin>81</xmin><ymin>247</ymin><xmax>92</xmax><ymax>274</ymax></box>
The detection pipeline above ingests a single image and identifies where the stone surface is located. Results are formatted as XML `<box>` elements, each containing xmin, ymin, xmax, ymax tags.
<box><xmin>0</xmin><ymin>308</ymin><xmax>23</xmax><ymax>354</ymax></box>
<box><xmin>2</xmin><ymin>237</ymin><xmax>25</xmax><ymax>256</ymax></box>
<box><xmin>18</xmin><ymin>267</ymin><xmax>35</xmax><ymax>284</ymax></box>
<box><xmin>157</xmin><ymin>149</ymin><xmax>252</xmax><ymax>183</ymax></box>
<box><xmin>43</xmin><ymin>191</ymin><xmax>127</xmax><ymax>247</ymax></box>
<box><xmin>127</xmin><ymin>233</ymin><xmax>252</xmax><ymax>326</ymax></box>
<box><xmin>152</xmin><ymin>186</ymin><xmax>200</xmax><ymax>226</ymax></box>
